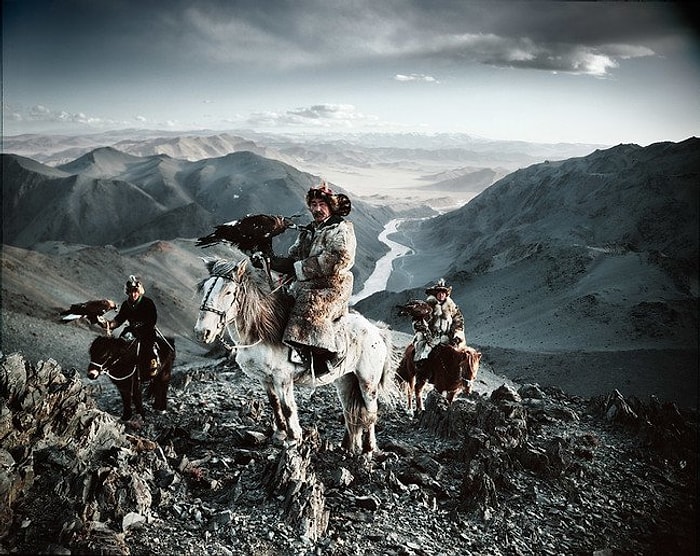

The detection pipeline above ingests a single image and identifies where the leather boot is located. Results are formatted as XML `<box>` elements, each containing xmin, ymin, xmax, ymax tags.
<box><xmin>312</xmin><ymin>352</ymin><xmax>329</xmax><ymax>377</ymax></box>
<box><xmin>148</xmin><ymin>356</ymin><xmax>160</xmax><ymax>378</ymax></box>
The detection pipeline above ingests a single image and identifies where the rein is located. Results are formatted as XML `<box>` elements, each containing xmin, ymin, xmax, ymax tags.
<box><xmin>90</xmin><ymin>340</ymin><xmax>138</xmax><ymax>381</ymax></box>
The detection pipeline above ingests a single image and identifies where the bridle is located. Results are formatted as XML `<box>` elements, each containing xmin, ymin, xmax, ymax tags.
<box><xmin>199</xmin><ymin>274</ymin><xmax>236</xmax><ymax>331</ymax></box>
<box><xmin>89</xmin><ymin>339</ymin><xmax>138</xmax><ymax>381</ymax></box>
<box><xmin>198</xmin><ymin>271</ymin><xmax>262</xmax><ymax>351</ymax></box>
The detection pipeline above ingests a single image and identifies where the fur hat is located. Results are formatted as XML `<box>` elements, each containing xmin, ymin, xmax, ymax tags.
<box><xmin>425</xmin><ymin>278</ymin><xmax>452</xmax><ymax>297</ymax></box>
<box><xmin>125</xmin><ymin>275</ymin><xmax>145</xmax><ymax>295</ymax></box>
<box><xmin>305</xmin><ymin>182</ymin><xmax>351</xmax><ymax>216</ymax></box>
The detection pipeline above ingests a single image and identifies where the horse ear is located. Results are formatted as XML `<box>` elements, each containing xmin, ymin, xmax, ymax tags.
<box><xmin>201</xmin><ymin>256</ymin><xmax>216</xmax><ymax>273</ymax></box>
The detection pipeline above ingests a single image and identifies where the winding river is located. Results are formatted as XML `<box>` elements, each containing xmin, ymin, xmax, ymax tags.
<box><xmin>350</xmin><ymin>218</ymin><xmax>412</xmax><ymax>304</ymax></box>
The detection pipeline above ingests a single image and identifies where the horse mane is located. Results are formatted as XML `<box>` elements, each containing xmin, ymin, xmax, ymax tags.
<box><xmin>200</xmin><ymin>251</ymin><xmax>291</xmax><ymax>343</ymax></box>
<box><xmin>89</xmin><ymin>335</ymin><xmax>132</xmax><ymax>356</ymax></box>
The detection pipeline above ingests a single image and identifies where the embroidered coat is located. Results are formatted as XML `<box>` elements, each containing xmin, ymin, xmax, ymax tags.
<box><xmin>413</xmin><ymin>295</ymin><xmax>465</xmax><ymax>360</ymax></box>
<box><xmin>283</xmin><ymin>214</ymin><xmax>356</xmax><ymax>354</ymax></box>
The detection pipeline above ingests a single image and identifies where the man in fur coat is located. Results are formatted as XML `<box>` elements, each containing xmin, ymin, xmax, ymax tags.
<box><xmin>269</xmin><ymin>183</ymin><xmax>356</xmax><ymax>376</ymax></box>
<box><xmin>412</xmin><ymin>278</ymin><xmax>466</xmax><ymax>362</ymax></box>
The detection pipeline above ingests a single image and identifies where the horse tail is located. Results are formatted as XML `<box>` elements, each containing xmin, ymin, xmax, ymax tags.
<box><xmin>378</xmin><ymin>324</ymin><xmax>400</xmax><ymax>396</ymax></box>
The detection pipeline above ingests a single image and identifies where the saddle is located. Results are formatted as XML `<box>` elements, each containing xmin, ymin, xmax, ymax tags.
<box><xmin>287</xmin><ymin>323</ymin><xmax>347</xmax><ymax>378</ymax></box>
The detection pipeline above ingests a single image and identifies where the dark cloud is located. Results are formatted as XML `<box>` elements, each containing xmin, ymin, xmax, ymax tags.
<box><xmin>5</xmin><ymin>0</ymin><xmax>692</xmax><ymax>77</ymax></box>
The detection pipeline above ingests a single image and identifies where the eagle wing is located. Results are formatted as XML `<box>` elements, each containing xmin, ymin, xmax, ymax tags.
<box><xmin>395</xmin><ymin>299</ymin><xmax>433</xmax><ymax>320</ymax></box>
<box><xmin>60</xmin><ymin>299</ymin><xmax>117</xmax><ymax>324</ymax></box>
<box><xmin>196</xmin><ymin>214</ymin><xmax>296</xmax><ymax>254</ymax></box>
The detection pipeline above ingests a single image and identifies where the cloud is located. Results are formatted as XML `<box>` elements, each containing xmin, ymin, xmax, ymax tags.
<box><xmin>246</xmin><ymin>104</ymin><xmax>382</xmax><ymax>130</ymax></box>
<box><xmin>403</xmin><ymin>32</ymin><xmax>653</xmax><ymax>77</ymax></box>
<box><xmin>5</xmin><ymin>1</ymin><xmax>676</xmax><ymax>79</ymax></box>
<box><xmin>394</xmin><ymin>74</ymin><xmax>439</xmax><ymax>83</ymax></box>
<box><xmin>165</xmin><ymin>3</ymin><xmax>665</xmax><ymax>77</ymax></box>
<box><xmin>24</xmin><ymin>104</ymin><xmax>105</xmax><ymax>125</ymax></box>
<box><xmin>8</xmin><ymin>104</ymin><xmax>168</xmax><ymax>131</ymax></box>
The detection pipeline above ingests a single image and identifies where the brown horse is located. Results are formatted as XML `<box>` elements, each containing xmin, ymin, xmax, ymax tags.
<box><xmin>87</xmin><ymin>335</ymin><xmax>175</xmax><ymax>421</ymax></box>
<box><xmin>397</xmin><ymin>342</ymin><xmax>481</xmax><ymax>412</ymax></box>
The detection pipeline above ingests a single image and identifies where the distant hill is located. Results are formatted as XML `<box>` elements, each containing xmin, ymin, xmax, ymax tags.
<box><xmin>1</xmin><ymin>149</ymin><xmax>394</xmax><ymax>288</ymax></box>
<box><xmin>419</xmin><ymin>167</ymin><xmax>509</xmax><ymax>193</ymax></box>
<box><xmin>1</xmin><ymin>130</ymin><xmax>605</xmax><ymax>170</ymax></box>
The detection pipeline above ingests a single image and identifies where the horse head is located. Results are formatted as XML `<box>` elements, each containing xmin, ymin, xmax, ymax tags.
<box><xmin>86</xmin><ymin>336</ymin><xmax>135</xmax><ymax>379</ymax></box>
<box><xmin>194</xmin><ymin>256</ymin><xmax>248</xmax><ymax>345</ymax></box>
<box><xmin>459</xmin><ymin>346</ymin><xmax>482</xmax><ymax>388</ymax></box>
<box><xmin>194</xmin><ymin>252</ymin><xmax>294</xmax><ymax>348</ymax></box>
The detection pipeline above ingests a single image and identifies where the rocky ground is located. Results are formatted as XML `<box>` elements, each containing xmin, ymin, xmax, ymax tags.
<box><xmin>1</xmin><ymin>349</ymin><xmax>697</xmax><ymax>556</ymax></box>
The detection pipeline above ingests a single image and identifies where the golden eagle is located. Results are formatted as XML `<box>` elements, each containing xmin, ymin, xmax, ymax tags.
<box><xmin>60</xmin><ymin>299</ymin><xmax>117</xmax><ymax>325</ymax></box>
<box><xmin>396</xmin><ymin>299</ymin><xmax>433</xmax><ymax>320</ymax></box>
<box><xmin>196</xmin><ymin>214</ymin><xmax>296</xmax><ymax>254</ymax></box>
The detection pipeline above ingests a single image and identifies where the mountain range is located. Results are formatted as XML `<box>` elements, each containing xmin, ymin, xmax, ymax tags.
<box><xmin>1</xmin><ymin>148</ymin><xmax>393</xmax><ymax>288</ymax></box>
<box><xmin>355</xmin><ymin>138</ymin><xmax>699</xmax><ymax>407</ymax></box>
<box><xmin>1</xmin><ymin>133</ymin><xmax>698</xmax><ymax>409</ymax></box>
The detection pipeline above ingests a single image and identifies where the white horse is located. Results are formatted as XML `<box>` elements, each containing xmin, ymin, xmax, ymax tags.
<box><xmin>193</xmin><ymin>250</ymin><xmax>396</xmax><ymax>454</ymax></box>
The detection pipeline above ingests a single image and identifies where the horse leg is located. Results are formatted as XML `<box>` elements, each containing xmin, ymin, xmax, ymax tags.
<box><xmin>118</xmin><ymin>384</ymin><xmax>133</xmax><ymax>421</ymax></box>
<box><xmin>266</xmin><ymin>378</ymin><xmax>303</xmax><ymax>443</ymax></box>
<box><xmin>152</xmin><ymin>360</ymin><xmax>171</xmax><ymax>412</ymax></box>
<box><xmin>335</xmin><ymin>374</ymin><xmax>378</xmax><ymax>455</ymax></box>
<box><xmin>266</xmin><ymin>385</ymin><xmax>290</xmax><ymax>443</ymax></box>
<box><xmin>407</xmin><ymin>377</ymin><xmax>416</xmax><ymax>411</ymax></box>
<box><xmin>415</xmin><ymin>380</ymin><xmax>427</xmax><ymax>412</ymax></box>
<box><xmin>132</xmin><ymin>376</ymin><xmax>145</xmax><ymax>419</ymax></box>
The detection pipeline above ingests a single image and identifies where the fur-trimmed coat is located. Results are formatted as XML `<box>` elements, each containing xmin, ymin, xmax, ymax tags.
<box><xmin>412</xmin><ymin>295</ymin><xmax>465</xmax><ymax>359</ymax></box>
<box><xmin>283</xmin><ymin>215</ymin><xmax>356</xmax><ymax>354</ymax></box>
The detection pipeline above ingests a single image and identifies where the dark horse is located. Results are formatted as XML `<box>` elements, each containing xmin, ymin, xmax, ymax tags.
<box><xmin>87</xmin><ymin>335</ymin><xmax>175</xmax><ymax>421</ymax></box>
<box><xmin>397</xmin><ymin>342</ymin><xmax>481</xmax><ymax>412</ymax></box>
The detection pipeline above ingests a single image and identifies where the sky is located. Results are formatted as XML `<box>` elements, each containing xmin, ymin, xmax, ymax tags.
<box><xmin>2</xmin><ymin>0</ymin><xmax>700</xmax><ymax>145</ymax></box>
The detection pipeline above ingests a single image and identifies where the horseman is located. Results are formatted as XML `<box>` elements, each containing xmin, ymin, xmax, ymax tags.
<box><xmin>102</xmin><ymin>275</ymin><xmax>161</xmax><ymax>378</ymax></box>
<box><xmin>265</xmin><ymin>182</ymin><xmax>356</xmax><ymax>377</ymax></box>
<box><xmin>412</xmin><ymin>278</ymin><xmax>466</xmax><ymax>364</ymax></box>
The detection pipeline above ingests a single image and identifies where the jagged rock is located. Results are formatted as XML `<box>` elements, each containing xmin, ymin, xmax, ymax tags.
<box><xmin>460</xmin><ymin>459</ymin><xmax>498</xmax><ymax>513</ymax></box>
<box><xmin>603</xmin><ymin>389</ymin><xmax>639</xmax><ymax>424</ymax></box>
<box><xmin>333</xmin><ymin>466</ymin><xmax>354</xmax><ymax>487</ymax></box>
<box><xmin>122</xmin><ymin>511</ymin><xmax>146</xmax><ymax>532</ymax></box>
<box><xmin>266</xmin><ymin>443</ymin><xmax>329</xmax><ymax>542</ymax></box>
<box><xmin>518</xmin><ymin>383</ymin><xmax>546</xmax><ymax>399</ymax></box>
<box><xmin>2</xmin><ymin>354</ymin><xmax>696</xmax><ymax>555</ymax></box>
<box><xmin>490</xmin><ymin>383</ymin><xmax>522</xmax><ymax>403</ymax></box>
<box><xmin>355</xmin><ymin>494</ymin><xmax>381</xmax><ymax>511</ymax></box>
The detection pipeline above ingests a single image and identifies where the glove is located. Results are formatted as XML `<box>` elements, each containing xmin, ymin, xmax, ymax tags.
<box><xmin>269</xmin><ymin>256</ymin><xmax>295</xmax><ymax>275</ymax></box>
<box><xmin>250</xmin><ymin>252</ymin><xmax>266</xmax><ymax>269</ymax></box>
<box><xmin>412</xmin><ymin>320</ymin><xmax>428</xmax><ymax>333</ymax></box>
